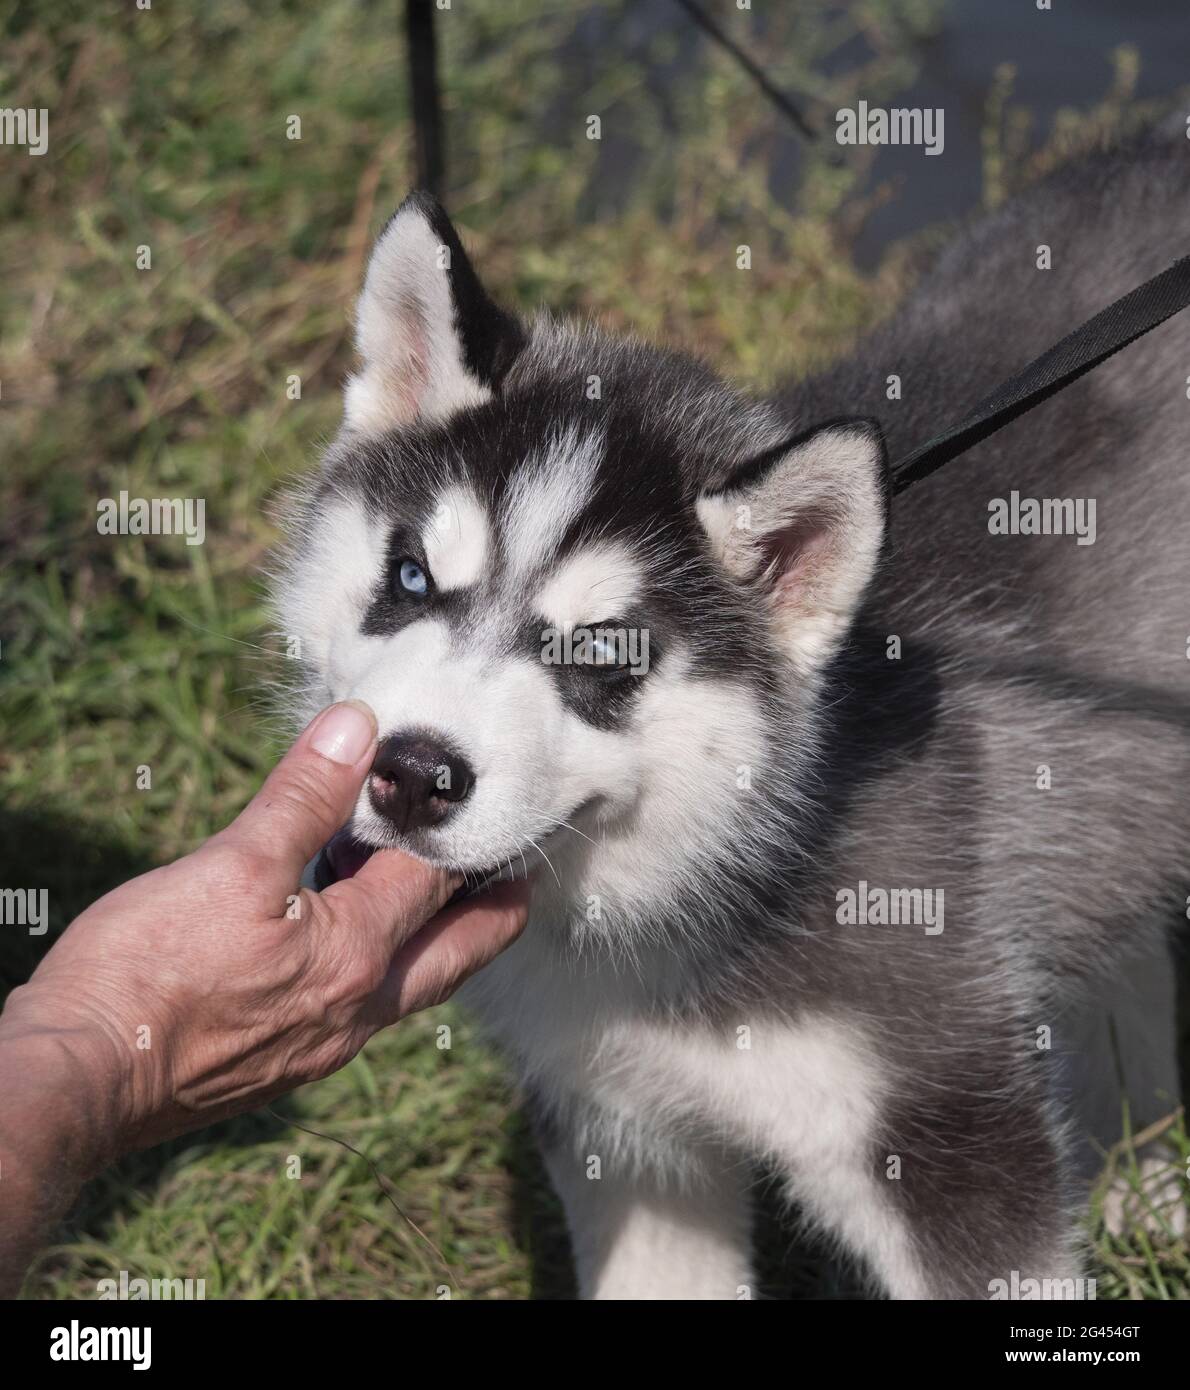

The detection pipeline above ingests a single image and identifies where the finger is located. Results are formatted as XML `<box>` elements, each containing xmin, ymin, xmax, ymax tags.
<box><xmin>319</xmin><ymin>846</ymin><xmax>460</xmax><ymax>949</ymax></box>
<box><xmin>366</xmin><ymin>878</ymin><xmax>531</xmax><ymax>1025</ymax></box>
<box><xmin>216</xmin><ymin>701</ymin><xmax>378</xmax><ymax>887</ymax></box>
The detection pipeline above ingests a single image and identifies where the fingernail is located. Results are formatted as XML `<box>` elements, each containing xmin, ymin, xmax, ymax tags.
<box><xmin>309</xmin><ymin>700</ymin><xmax>377</xmax><ymax>766</ymax></box>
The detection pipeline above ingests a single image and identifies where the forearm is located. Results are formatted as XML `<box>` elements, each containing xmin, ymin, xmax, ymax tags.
<box><xmin>0</xmin><ymin>992</ymin><xmax>128</xmax><ymax>1296</ymax></box>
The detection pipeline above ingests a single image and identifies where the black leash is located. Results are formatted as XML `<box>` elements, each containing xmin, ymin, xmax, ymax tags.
<box><xmin>891</xmin><ymin>254</ymin><xmax>1190</xmax><ymax>494</ymax></box>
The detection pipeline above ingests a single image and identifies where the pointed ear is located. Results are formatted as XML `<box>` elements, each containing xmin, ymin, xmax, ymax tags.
<box><xmin>696</xmin><ymin>419</ymin><xmax>889</xmax><ymax>675</ymax></box>
<box><xmin>343</xmin><ymin>191</ymin><xmax>525</xmax><ymax>434</ymax></box>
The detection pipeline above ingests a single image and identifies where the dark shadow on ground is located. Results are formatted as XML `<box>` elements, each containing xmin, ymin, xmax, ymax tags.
<box><xmin>501</xmin><ymin>1107</ymin><xmax>577</xmax><ymax>1300</ymax></box>
<box><xmin>0</xmin><ymin>806</ymin><xmax>157</xmax><ymax>999</ymax></box>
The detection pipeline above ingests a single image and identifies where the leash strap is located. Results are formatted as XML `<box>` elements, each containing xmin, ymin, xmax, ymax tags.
<box><xmin>891</xmin><ymin>254</ymin><xmax>1190</xmax><ymax>494</ymax></box>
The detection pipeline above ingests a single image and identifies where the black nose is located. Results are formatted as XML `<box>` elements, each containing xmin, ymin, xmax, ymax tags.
<box><xmin>368</xmin><ymin>732</ymin><xmax>474</xmax><ymax>833</ymax></box>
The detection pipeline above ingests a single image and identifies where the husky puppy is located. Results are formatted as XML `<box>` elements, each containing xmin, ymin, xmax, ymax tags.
<box><xmin>276</xmin><ymin>133</ymin><xmax>1190</xmax><ymax>1298</ymax></box>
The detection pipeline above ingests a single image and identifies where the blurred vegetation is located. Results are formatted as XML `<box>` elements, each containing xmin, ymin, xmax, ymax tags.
<box><xmin>0</xmin><ymin>0</ymin><xmax>1185</xmax><ymax>1298</ymax></box>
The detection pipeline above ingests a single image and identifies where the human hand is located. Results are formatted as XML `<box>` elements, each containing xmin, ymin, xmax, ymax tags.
<box><xmin>0</xmin><ymin>700</ymin><xmax>529</xmax><ymax>1164</ymax></box>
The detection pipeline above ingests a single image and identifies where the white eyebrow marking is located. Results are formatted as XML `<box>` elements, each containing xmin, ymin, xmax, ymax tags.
<box><xmin>502</xmin><ymin>426</ymin><xmax>603</xmax><ymax>576</ymax></box>
<box><xmin>534</xmin><ymin>542</ymin><xmax>641</xmax><ymax>628</ymax></box>
<box><xmin>423</xmin><ymin>487</ymin><xmax>489</xmax><ymax>591</ymax></box>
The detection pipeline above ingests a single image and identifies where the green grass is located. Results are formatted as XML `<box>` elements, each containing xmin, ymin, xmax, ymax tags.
<box><xmin>1085</xmin><ymin>1108</ymin><xmax>1190</xmax><ymax>1301</ymax></box>
<box><xmin>2</xmin><ymin>0</ymin><xmax>1186</xmax><ymax>1298</ymax></box>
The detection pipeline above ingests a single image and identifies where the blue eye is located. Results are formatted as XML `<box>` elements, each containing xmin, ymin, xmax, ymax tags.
<box><xmin>589</xmin><ymin>634</ymin><xmax>619</xmax><ymax>665</ymax></box>
<box><xmin>398</xmin><ymin>559</ymin><xmax>428</xmax><ymax>595</ymax></box>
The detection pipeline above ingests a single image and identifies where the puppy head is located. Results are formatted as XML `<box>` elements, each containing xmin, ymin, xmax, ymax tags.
<box><xmin>273</xmin><ymin>196</ymin><xmax>887</xmax><ymax>929</ymax></box>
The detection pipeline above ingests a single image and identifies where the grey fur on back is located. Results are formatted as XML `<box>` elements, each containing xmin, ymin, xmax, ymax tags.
<box><xmin>796</xmin><ymin>132</ymin><xmax>1190</xmax><ymax>694</ymax></box>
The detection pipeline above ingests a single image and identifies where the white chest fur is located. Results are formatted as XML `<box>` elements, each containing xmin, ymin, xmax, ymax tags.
<box><xmin>460</xmin><ymin>928</ymin><xmax>928</xmax><ymax>1296</ymax></box>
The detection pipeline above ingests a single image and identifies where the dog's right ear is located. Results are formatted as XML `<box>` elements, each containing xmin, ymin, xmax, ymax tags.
<box><xmin>343</xmin><ymin>192</ymin><xmax>524</xmax><ymax>434</ymax></box>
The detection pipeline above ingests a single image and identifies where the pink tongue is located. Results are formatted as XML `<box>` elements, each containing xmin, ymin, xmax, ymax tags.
<box><xmin>325</xmin><ymin>829</ymin><xmax>374</xmax><ymax>881</ymax></box>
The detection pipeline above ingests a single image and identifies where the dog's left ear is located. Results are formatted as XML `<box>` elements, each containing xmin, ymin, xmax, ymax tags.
<box><xmin>696</xmin><ymin>419</ymin><xmax>889</xmax><ymax>675</ymax></box>
<box><xmin>343</xmin><ymin>191</ymin><xmax>524</xmax><ymax>434</ymax></box>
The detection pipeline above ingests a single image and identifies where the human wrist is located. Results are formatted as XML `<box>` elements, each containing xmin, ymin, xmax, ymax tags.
<box><xmin>0</xmin><ymin>997</ymin><xmax>134</xmax><ymax>1295</ymax></box>
<box><xmin>0</xmin><ymin>985</ymin><xmax>133</xmax><ymax>1181</ymax></box>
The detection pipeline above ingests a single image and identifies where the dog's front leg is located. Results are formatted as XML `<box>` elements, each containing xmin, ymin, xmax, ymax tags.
<box><xmin>542</xmin><ymin>1138</ymin><xmax>755</xmax><ymax>1300</ymax></box>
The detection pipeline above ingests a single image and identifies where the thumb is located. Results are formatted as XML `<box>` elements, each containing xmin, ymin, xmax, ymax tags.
<box><xmin>216</xmin><ymin>701</ymin><xmax>378</xmax><ymax>888</ymax></box>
